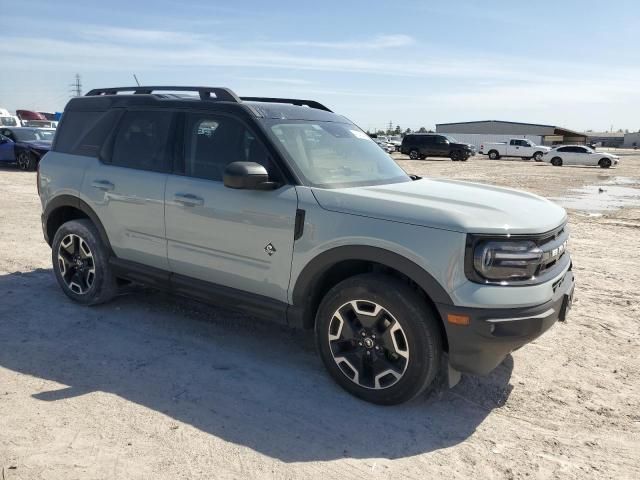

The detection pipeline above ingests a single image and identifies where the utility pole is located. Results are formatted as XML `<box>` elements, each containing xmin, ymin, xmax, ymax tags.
<box><xmin>70</xmin><ymin>74</ymin><xmax>82</xmax><ymax>97</ymax></box>
<box><xmin>387</xmin><ymin>120</ymin><xmax>393</xmax><ymax>134</ymax></box>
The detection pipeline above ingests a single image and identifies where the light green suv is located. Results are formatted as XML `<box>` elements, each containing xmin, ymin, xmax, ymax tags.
<box><xmin>38</xmin><ymin>86</ymin><xmax>575</xmax><ymax>405</ymax></box>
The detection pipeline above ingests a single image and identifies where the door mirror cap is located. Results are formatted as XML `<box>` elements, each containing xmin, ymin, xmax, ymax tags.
<box><xmin>0</xmin><ymin>136</ymin><xmax>12</xmax><ymax>144</ymax></box>
<box><xmin>223</xmin><ymin>162</ymin><xmax>279</xmax><ymax>190</ymax></box>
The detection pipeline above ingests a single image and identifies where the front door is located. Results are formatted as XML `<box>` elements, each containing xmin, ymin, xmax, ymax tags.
<box><xmin>80</xmin><ymin>110</ymin><xmax>173</xmax><ymax>270</ymax></box>
<box><xmin>0</xmin><ymin>135</ymin><xmax>15</xmax><ymax>162</ymax></box>
<box><xmin>165</xmin><ymin>112</ymin><xmax>298</xmax><ymax>302</ymax></box>
<box><xmin>432</xmin><ymin>136</ymin><xmax>450</xmax><ymax>156</ymax></box>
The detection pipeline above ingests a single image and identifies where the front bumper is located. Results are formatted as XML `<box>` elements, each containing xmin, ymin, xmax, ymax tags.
<box><xmin>437</xmin><ymin>269</ymin><xmax>574</xmax><ymax>376</ymax></box>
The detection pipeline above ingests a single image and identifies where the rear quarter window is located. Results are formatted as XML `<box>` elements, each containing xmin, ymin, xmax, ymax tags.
<box><xmin>54</xmin><ymin>110</ymin><xmax>121</xmax><ymax>157</ymax></box>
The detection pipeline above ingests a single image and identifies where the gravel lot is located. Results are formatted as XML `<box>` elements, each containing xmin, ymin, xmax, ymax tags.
<box><xmin>1</xmin><ymin>152</ymin><xmax>639</xmax><ymax>479</ymax></box>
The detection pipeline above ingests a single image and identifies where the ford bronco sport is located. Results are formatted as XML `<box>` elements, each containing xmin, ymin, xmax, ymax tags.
<box><xmin>38</xmin><ymin>86</ymin><xmax>575</xmax><ymax>405</ymax></box>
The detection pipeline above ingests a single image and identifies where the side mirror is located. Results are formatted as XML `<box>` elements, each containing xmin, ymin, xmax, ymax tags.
<box><xmin>0</xmin><ymin>136</ymin><xmax>12</xmax><ymax>145</ymax></box>
<box><xmin>223</xmin><ymin>162</ymin><xmax>279</xmax><ymax>190</ymax></box>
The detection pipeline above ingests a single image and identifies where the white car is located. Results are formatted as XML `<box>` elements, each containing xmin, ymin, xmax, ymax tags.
<box><xmin>542</xmin><ymin>145</ymin><xmax>619</xmax><ymax>168</ymax></box>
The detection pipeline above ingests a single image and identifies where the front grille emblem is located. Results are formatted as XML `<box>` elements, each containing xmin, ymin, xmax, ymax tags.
<box><xmin>264</xmin><ymin>243</ymin><xmax>276</xmax><ymax>256</ymax></box>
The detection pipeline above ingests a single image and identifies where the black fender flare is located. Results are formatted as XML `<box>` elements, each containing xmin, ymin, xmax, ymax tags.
<box><xmin>289</xmin><ymin>245</ymin><xmax>453</xmax><ymax>328</ymax></box>
<box><xmin>43</xmin><ymin>194</ymin><xmax>113</xmax><ymax>255</ymax></box>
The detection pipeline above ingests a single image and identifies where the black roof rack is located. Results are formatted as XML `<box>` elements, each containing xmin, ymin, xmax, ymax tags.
<box><xmin>240</xmin><ymin>97</ymin><xmax>333</xmax><ymax>112</ymax></box>
<box><xmin>84</xmin><ymin>87</ymin><xmax>333</xmax><ymax>112</ymax></box>
<box><xmin>85</xmin><ymin>86</ymin><xmax>241</xmax><ymax>102</ymax></box>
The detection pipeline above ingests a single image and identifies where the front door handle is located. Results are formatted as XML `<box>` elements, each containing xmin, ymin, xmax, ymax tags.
<box><xmin>91</xmin><ymin>180</ymin><xmax>115</xmax><ymax>191</ymax></box>
<box><xmin>174</xmin><ymin>193</ymin><xmax>204</xmax><ymax>207</ymax></box>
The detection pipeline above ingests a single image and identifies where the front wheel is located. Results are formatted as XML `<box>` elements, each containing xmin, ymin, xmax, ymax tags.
<box><xmin>17</xmin><ymin>151</ymin><xmax>37</xmax><ymax>171</ymax></box>
<box><xmin>52</xmin><ymin>219</ymin><xmax>118</xmax><ymax>305</ymax></box>
<box><xmin>315</xmin><ymin>273</ymin><xmax>443</xmax><ymax>405</ymax></box>
<box><xmin>533</xmin><ymin>151</ymin><xmax>544</xmax><ymax>162</ymax></box>
<box><xmin>450</xmin><ymin>150</ymin><xmax>460</xmax><ymax>161</ymax></box>
<box><xmin>599</xmin><ymin>158</ymin><xmax>612</xmax><ymax>169</ymax></box>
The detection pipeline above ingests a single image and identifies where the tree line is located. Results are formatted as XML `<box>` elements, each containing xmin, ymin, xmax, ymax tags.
<box><xmin>365</xmin><ymin>126</ymin><xmax>435</xmax><ymax>136</ymax></box>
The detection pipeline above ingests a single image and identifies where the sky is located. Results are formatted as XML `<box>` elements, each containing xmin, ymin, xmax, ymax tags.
<box><xmin>1</xmin><ymin>0</ymin><xmax>639</xmax><ymax>132</ymax></box>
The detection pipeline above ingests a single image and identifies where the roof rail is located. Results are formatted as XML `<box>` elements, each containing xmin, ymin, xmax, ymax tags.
<box><xmin>240</xmin><ymin>97</ymin><xmax>333</xmax><ymax>112</ymax></box>
<box><xmin>85</xmin><ymin>86</ymin><xmax>241</xmax><ymax>102</ymax></box>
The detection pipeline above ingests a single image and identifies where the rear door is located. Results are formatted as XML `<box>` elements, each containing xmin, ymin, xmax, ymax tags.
<box><xmin>80</xmin><ymin>109</ymin><xmax>173</xmax><ymax>270</ymax></box>
<box><xmin>164</xmin><ymin>111</ymin><xmax>298</xmax><ymax>302</ymax></box>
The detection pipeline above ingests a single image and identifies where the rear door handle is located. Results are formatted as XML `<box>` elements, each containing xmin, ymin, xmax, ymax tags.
<box><xmin>174</xmin><ymin>193</ymin><xmax>204</xmax><ymax>207</ymax></box>
<box><xmin>91</xmin><ymin>180</ymin><xmax>115</xmax><ymax>191</ymax></box>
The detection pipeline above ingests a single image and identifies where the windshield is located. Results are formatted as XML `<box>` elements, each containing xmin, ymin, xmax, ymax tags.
<box><xmin>13</xmin><ymin>129</ymin><xmax>54</xmax><ymax>142</ymax></box>
<box><xmin>265</xmin><ymin>120</ymin><xmax>410</xmax><ymax>188</ymax></box>
<box><xmin>443</xmin><ymin>135</ymin><xmax>458</xmax><ymax>143</ymax></box>
<box><xmin>0</xmin><ymin>117</ymin><xmax>18</xmax><ymax>127</ymax></box>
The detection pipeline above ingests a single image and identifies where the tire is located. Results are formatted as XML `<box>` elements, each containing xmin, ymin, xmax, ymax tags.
<box><xmin>409</xmin><ymin>149</ymin><xmax>419</xmax><ymax>160</ymax></box>
<box><xmin>599</xmin><ymin>158</ymin><xmax>612</xmax><ymax>169</ymax></box>
<box><xmin>551</xmin><ymin>157</ymin><xmax>563</xmax><ymax>167</ymax></box>
<box><xmin>51</xmin><ymin>219</ymin><xmax>117</xmax><ymax>305</ymax></box>
<box><xmin>17</xmin><ymin>151</ymin><xmax>36</xmax><ymax>171</ymax></box>
<box><xmin>488</xmin><ymin>150</ymin><xmax>500</xmax><ymax>160</ymax></box>
<box><xmin>315</xmin><ymin>273</ymin><xmax>443</xmax><ymax>405</ymax></box>
<box><xmin>533</xmin><ymin>151</ymin><xmax>544</xmax><ymax>162</ymax></box>
<box><xmin>419</xmin><ymin>154</ymin><xmax>426</xmax><ymax>160</ymax></box>
<box><xmin>450</xmin><ymin>150</ymin><xmax>460</xmax><ymax>161</ymax></box>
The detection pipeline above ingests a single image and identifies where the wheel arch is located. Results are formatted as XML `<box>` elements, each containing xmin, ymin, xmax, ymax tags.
<box><xmin>289</xmin><ymin>246</ymin><xmax>452</xmax><ymax>349</ymax></box>
<box><xmin>43</xmin><ymin>195</ymin><xmax>113</xmax><ymax>255</ymax></box>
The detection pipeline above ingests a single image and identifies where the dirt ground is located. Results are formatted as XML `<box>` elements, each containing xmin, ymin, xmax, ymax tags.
<box><xmin>1</xmin><ymin>152</ymin><xmax>639</xmax><ymax>479</ymax></box>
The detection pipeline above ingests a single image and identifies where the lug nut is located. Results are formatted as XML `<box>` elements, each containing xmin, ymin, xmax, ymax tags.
<box><xmin>358</xmin><ymin>341</ymin><xmax>363</xmax><ymax>346</ymax></box>
<box><xmin>366</xmin><ymin>351</ymin><xmax>371</xmax><ymax>355</ymax></box>
<box><xmin>371</xmin><ymin>334</ymin><xmax>376</xmax><ymax>339</ymax></box>
<box><xmin>361</xmin><ymin>331</ymin><xmax>366</xmax><ymax>337</ymax></box>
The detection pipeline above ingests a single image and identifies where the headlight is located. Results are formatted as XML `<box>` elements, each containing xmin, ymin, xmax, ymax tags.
<box><xmin>472</xmin><ymin>240</ymin><xmax>543</xmax><ymax>282</ymax></box>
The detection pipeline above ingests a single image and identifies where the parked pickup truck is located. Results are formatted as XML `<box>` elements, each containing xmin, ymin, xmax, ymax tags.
<box><xmin>479</xmin><ymin>139</ymin><xmax>551</xmax><ymax>161</ymax></box>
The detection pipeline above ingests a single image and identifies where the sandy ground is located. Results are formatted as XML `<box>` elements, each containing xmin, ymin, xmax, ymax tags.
<box><xmin>0</xmin><ymin>152</ymin><xmax>639</xmax><ymax>479</ymax></box>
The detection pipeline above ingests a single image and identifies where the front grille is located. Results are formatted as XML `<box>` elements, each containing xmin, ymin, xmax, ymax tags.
<box><xmin>536</xmin><ymin>226</ymin><xmax>569</xmax><ymax>278</ymax></box>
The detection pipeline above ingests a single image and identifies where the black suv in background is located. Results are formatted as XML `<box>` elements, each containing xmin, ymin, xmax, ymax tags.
<box><xmin>401</xmin><ymin>133</ymin><xmax>475</xmax><ymax>161</ymax></box>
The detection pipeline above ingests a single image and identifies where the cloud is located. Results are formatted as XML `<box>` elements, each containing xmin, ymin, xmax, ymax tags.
<box><xmin>263</xmin><ymin>34</ymin><xmax>416</xmax><ymax>49</ymax></box>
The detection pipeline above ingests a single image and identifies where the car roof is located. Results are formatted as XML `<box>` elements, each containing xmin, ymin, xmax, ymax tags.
<box><xmin>66</xmin><ymin>86</ymin><xmax>350</xmax><ymax>124</ymax></box>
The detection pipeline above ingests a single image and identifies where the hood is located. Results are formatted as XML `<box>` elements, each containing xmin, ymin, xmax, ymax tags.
<box><xmin>451</xmin><ymin>142</ymin><xmax>474</xmax><ymax>150</ymax></box>
<box><xmin>311</xmin><ymin>178</ymin><xmax>567</xmax><ymax>234</ymax></box>
<box><xmin>22</xmin><ymin>140</ymin><xmax>52</xmax><ymax>150</ymax></box>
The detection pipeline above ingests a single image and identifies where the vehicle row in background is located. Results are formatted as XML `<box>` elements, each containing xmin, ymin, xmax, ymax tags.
<box><xmin>479</xmin><ymin>138</ymin><xmax>550</xmax><ymax>161</ymax></box>
<box><xmin>0</xmin><ymin>127</ymin><xmax>54</xmax><ymax>170</ymax></box>
<box><xmin>400</xmin><ymin>133</ymin><xmax>475</xmax><ymax>161</ymax></box>
<box><xmin>542</xmin><ymin>145</ymin><xmax>619</xmax><ymax>168</ymax></box>
<box><xmin>0</xmin><ymin>108</ymin><xmax>60</xmax><ymax>129</ymax></box>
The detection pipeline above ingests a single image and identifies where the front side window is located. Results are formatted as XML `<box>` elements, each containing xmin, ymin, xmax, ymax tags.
<box><xmin>13</xmin><ymin>129</ymin><xmax>53</xmax><ymax>142</ymax></box>
<box><xmin>111</xmin><ymin>111</ymin><xmax>173</xmax><ymax>171</ymax></box>
<box><xmin>184</xmin><ymin>114</ymin><xmax>277</xmax><ymax>182</ymax></box>
<box><xmin>265</xmin><ymin>120</ymin><xmax>410</xmax><ymax>188</ymax></box>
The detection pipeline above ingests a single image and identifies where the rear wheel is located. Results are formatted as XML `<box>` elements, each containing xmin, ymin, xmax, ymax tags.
<box><xmin>52</xmin><ymin>219</ymin><xmax>117</xmax><ymax>305</ymax></box>
<box><xmin>551</xmin><ymin>157</ymin><xmax>563</xmax><ymax>166</ymax></box>
<box><xmin>409</xmin><ymin>149</ymin><xmax>419</xmax><ymax>160</ymax></box>
<box><xmin>488</xmin><ymin>150</ymin><xmax>499</xmax><ymax>160</ymax></box>
<box><xmin>17</xmin><ymin>151</ymin><xmax>36</xmax><ymax>171</ymax></box>
<box><xmin>599</xmin><ymin>158</ymin><xmax>612</xmax><ymax>169</ymax></box>
<box><xmin>315</xmin><ymin>273</ymin><xmax>442</xmax><ymax>405</ymax></box>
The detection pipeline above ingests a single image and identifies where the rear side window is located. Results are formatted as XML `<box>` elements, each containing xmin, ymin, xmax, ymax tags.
<box><xmin>54</xmin><ymin>110</ymin><xmax>122</xmax><ymax>157</ymax></box>
<box><xmin>111</xmin><ymin>111</ymin><xmax>173</xmax><ymax>171</ymax></box>
<box><xmin>54</xmin><ymin>111</ymin><xmax>102</xmax><ymax>154</ymax></box>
